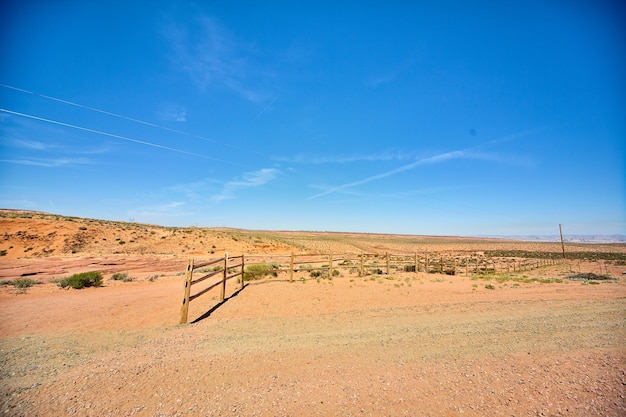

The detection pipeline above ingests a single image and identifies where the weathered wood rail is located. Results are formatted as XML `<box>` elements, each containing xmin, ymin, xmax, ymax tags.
<box><xmin>179</xmin><ymin>251</ymin><xmax>564</xmax><ymax>323</ymax></box>
<box><xmin>179</xmin><ymin>252</ymin><xmax>245</xmax><ymax>324</ymax></box>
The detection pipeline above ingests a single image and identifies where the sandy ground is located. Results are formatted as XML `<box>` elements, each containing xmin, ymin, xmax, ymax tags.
<box><xmin>2</xmin><ymin>264</ymin><xmax>625</xmax><ymax>417</ymax></box>
<box><xmin>1</xmin><ymin>211</ymin><xmax>625</xmax><ymax>416</ymax></box>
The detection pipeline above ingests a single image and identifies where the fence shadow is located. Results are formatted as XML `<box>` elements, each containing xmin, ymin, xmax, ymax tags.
<box><xmin>189</xmin><ymin>278</ymin><xmax>300</xmax><ymax>324</ymax></box>
<box><xmin>191</xmin><ymin>284</ymin><xmax>247</xmax><ymax>324</ymax></box>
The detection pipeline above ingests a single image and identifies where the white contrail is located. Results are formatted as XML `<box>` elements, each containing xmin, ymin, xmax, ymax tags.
<box><xmin>0</xmin><ymin>108</ymin><xmax>248</xmax><ymax>166</ymax></box>
<box><xmin>0</xmin><ymin>83</ymin><xmax>251</xmax><ymax>152</ymax></box>
<box><xmin>483</xmin><ymin>126</ymin><xmax>548</xmax><ymax>146</ymax></box>
<box><xmin>308</xmin><ymin>150</ymin><xmax>466</xmax><ymax>200</ymax></box>
<box><xmin>2</xmin><ymin>84</ymin><xmax>169</xmax><ymax>130</ymax></box>
<box><xmin>0</xmin><ymin>84</ymin><xmax>33</xmax><ymax>94</ymax></box>
<box><xmin>252</xmin><ymin>96</ymin><xmax>278</xmax><ymax>121</ymax></box>
<box><xmin>308</xmin><ymin>128</ymin><xmax>545</xmax><ymax>200</ymax></box>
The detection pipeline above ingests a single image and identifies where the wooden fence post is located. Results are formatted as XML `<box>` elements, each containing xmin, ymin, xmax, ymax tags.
<box><xmin>453</xmin><ymin>258</ymin><xmax>457</xmax><ymax>275</ymax></box>
<box><xmin>221</xmin><ymin>252</ymin><xmax>228</xmax><ymax>302</ymax></box>
<box><xmin>290</xmin><ymin>252</ymin><xmax>294</xmax><ymax>282</ymax></box>
<box><xmin>241</xmin><ymin>254</ymin><xmax>245</xmax><ymax>289</ymax></box>
<box><xmin>440</xmin><ymin>256</ymin><xmax>444</xmax><ymax>274</ymax></box>
<box><xmin>360</xmin><ymin>253</ymin><xmax>364</xmax><ymax>276</ymax></box>
<box><xmin>179</xmin><ymin>259</ymin><xmax>194</xmax><ymax>324</ymax></box>
<box><xmin>425</xmin><ymin>253</ymin><xmax>429</xmax><ymax>273</ymax></box>
<box><xmin>415</xmin><ymin>252</ymin><xmax>419</xmax><ymax>273</ymax></box>
<box><xmin>329</xmin><ymin>253</ymin><xmax>333</xmax><ymax>276</ymax></box>
<box><xmin>386</xmin><ymin>252</ymin><xmax>390</xmax><ymax>275</ymax></box>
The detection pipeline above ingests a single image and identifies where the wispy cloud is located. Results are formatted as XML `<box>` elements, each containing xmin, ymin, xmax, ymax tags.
<box><xmin>485</xmin><ymin>127</ymin><xmax>548</xmax><ymax>146</ymax></box>
<box><xmin>0</xmin><ymin>108</ymin><xmax>236</xmax><ymax>163</ymax></box>
<box><xmin>307</xmin><ymin>150</ymin><xmax>471</xmax><ymax>200</ymax></box>
<box><xmin>4</xmin><ymin>125</ymin><xmax>107</xmax><ymax>155</ymax></box>
<box><xmin>274</xmin><ymin>151</ymin><xmax>412</xmax><ymax>164</ymax></box>
<box><xmin>12</xmin><ymin>139</ymin><xmax>52</xmax><ymax>150</ymax></box>
<box><xmin>212</xmin><ymin>168</ymin><xmax>279</xmax><ymax>203</ymax></box>
<box><xmin>164</xmin><ymin>15</ymin><xmax>270</xmax><ymax>103</ymax></box>
<box><xmin>166</xmin><ymin>178</ymin><xmax>221</xmax><ymax>200</ymax></box>
<box><xmin>0</xmin><ymin>84</ymin><xmax>238</xmax><ymax>150</ymax></box>
<box><xmin>307</xmin><ymin>129</ymin><xmax>543</xmax><ymax>200</ymax></box>
<box><xmin>0</xmin><ymin>157</ymin><xmax>91</xmax><ymax>167</ymax></box>
<box><xmin>308</xmin><ymin>183</ymin><xmax>474</xmax><ymax>200</ymax></box>
<box><xmin>1</xmin><ymin>117</ymin><xmax>107</xmax><ymax>164</ymax></box>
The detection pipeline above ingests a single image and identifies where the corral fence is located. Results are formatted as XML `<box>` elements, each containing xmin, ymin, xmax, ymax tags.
<box><xmin>179</xmin><ymin>252</ymin><xmax>245</xmax><ymax>324</ymax></box>
<box><xmin>179</xmin><ymin>251</ymin><xmax>565</xmax><ymax>323</ymax></box>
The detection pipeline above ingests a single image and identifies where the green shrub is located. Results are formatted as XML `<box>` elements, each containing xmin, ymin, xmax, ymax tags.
<box><xmin>111</xmin><ymin>272</ymin><xmax>133</xmax><ymax>282</ymax></box>
<box><xmin>567</xmin><ymin>272</ymin><xmax>614</xmax><ymax>281</ymax></box>
<box><xmin>12</xmin><ymin>278</ymin><xmax>40</xmax><ymax>289</ymax></box>
<box><xmin>244</xmin><ymin>264</ymin><xmax>277</xmax><ymax>281</ymax></box>
<box><xmin>58</xmin><ymin>271</ymin><xmax>103</xmax><ymax>289</ymax></box>
<box><xmin>0</xmin><ymin>250</ymin><xmax>7</xmax><ymax>256</ymax></box>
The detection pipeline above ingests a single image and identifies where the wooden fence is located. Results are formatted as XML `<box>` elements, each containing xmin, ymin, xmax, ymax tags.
<box><xmin>179</xmin><ymin>252</ymin><xmax>245</xmax><ymax>324</ymax></box>
<box><xmin>238</xmin><ymin>252</ymin><xmax>560</xmax><ymax>278</ymax></box>
<box><xmin>179</xmin><ymin>251</ymin><xmax>563</xmax><ymax>323</ymax></box>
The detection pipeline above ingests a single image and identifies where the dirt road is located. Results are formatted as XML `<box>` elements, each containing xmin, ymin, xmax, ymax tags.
<box><xmin>1</xmin><ymin>266</ymin><xmax>625</xmax><ymax>417</ymax></box>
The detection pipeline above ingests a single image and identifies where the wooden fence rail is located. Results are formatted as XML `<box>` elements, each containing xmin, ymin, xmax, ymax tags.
<box><xmin>179</xmin><ymin>251</ymin><xmax>564</xmax><ymax>323</ymax></box>
<box><xmin>179</xmin><ymin>252</ymin><xmax>245</xmax><ymax>324</ymax></box>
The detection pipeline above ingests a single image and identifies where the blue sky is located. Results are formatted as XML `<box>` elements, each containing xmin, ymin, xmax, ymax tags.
<box><xmin>1</xmin><ymin>1</ymin><xmax>624</xmax><ymax>236</ymax></box>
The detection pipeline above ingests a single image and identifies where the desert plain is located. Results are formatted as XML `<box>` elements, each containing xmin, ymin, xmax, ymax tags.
<box><xmin>1</xmin><ymin>209</ymin><xmax>625</xmax><ymax>416</ymax></box>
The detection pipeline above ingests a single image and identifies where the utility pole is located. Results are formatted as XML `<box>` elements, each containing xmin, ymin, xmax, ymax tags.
<box><xmin>559</xmin><ymin>224</ymin><xmax>566</xmax><ymax>259</ymax></box>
